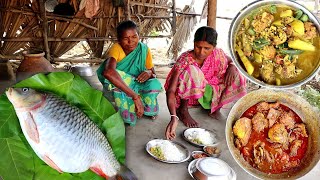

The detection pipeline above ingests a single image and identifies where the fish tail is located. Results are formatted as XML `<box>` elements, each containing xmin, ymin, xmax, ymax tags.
<box><xmin>113</xmin><ymin>165</ymin><xmax>137</xmax><ymax>180</ymax></box>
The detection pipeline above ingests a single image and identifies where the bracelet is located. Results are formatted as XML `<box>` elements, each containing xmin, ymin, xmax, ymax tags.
<box><xmin>170</xmin><ymin>114</ymin><xmax>179</xmax><ymax>120</ymax></box>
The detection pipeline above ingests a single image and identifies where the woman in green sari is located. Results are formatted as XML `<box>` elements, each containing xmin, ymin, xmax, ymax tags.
<box><xmin>97</xmin><ymin>20</ymin><xmax>162</xmax><ymax>126</ymax></box>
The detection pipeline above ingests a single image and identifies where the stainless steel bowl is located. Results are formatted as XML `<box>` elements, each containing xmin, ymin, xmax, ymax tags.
<box><xmin>228</xmin><ymin>0</ymin><xmax>320</xmax><ymax>89</ymax></box>
<box><xmin>71</xmin><ymin>65</ymin><xmax>94</xmax><ymax>76</ymax></box>
<box><xmin>226</xmin><ymin>89</ymin><xmax>320</xmax><ymax>179</ymax></box>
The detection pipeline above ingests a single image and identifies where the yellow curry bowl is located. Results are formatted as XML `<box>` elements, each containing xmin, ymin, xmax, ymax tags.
<box><xmin>228</xmin><ymin>0</ymin><xmax>320</xmax><ymax>89</ymax></box>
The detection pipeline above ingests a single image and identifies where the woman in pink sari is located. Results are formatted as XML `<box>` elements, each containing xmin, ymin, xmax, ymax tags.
<box><xmin>165</xmin><ymin>26</ymin><xmax>247</xmax><ymax>140</ymax></box>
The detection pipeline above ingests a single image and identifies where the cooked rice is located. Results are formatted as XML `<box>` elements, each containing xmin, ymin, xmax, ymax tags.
<box><xmin>153</xmin><ymin>141</ymin><xmax>185</xmax><ymax>161</ymax></box>
<box><xmin>186</xmin><ymin>129</ymin><xmax>217</xmax><ymax>145</ymax></box>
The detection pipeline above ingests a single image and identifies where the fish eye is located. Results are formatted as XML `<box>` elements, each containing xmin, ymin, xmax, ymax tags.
<box><xmin>22</xmin><ymin>88</ymin><xmax>29</xmax><ymax>92</ymax></box>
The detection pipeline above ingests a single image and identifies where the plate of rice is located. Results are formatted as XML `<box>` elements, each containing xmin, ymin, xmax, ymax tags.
<box><xmin>183</xmin><ymin>128</ymin><xmax>219</xmax><ymax>147</ymax></box>
<box><xmin>146</xmin><ymin>139</ymin><xmax>190</xmax><ymax>163</ymax></box>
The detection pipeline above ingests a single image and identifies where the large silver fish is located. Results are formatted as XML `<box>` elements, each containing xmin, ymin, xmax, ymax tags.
<box><xmin>6</xmin><ymin>87</ymin><xmax>136</xmax><ymax>180</ymax></box>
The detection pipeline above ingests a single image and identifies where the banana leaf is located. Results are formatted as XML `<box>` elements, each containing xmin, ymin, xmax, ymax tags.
<box><xmin>0</xmin><ymin>72</ymin><xmax>125</xmax><ymax>179</ymax></box>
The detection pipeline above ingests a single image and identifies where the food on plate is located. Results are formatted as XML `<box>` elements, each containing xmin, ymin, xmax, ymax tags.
<box><xmin>232</xmin><ymin>101</ymin><xmax>309</xmax><ymax>174</ymax></box>
<box><xmin>204</xmin><ymin>146</ymin><xmax>221</xmax><ymax>156</ymax></box>
<box><xmin>235</xmin><ymin>4</ymin><xmax>320</xmax><ymax>85</ymax></box>
<box><xmin>149</xmin><ymin>146</ymin><xmax>165</xmax><ymax>160</ymax></box>
<box><xmin>149</xmin><ymin>141</ymin><xmax>185</xmax><ymax>162</ymax></box>
<box><xmin>5</xmin><ymin>88</ymin><xmax>136</xmax><ymax>179</ymax></box>
<box><xmin>186</xmin><ymin>129</ymin><xmax>217</xmax><ymax>146</ymax></box>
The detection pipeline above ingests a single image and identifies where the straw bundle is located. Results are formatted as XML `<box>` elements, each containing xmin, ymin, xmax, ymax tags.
<box><xmin>0</xmin><ymin>0</ymin><xmax>39</xmax><ymax>55</ymax></box>
<box><xmin>167</xmin><ymin>0</ymin><xmax>197</xmax><ymax>58</ymax></box>
<box><xmin>200</xmin><ymin>0</ymin><xmax>208</xmax><ymax>20</ymax></box>
<box><xmin>87</xmin><ymin>0</ymin><xmax>171</xmax><ymax>58</ymax></box>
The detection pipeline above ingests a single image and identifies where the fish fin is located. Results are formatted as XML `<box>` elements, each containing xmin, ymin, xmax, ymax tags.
<box><xmin>42</xmin><ymin>154</ymin><xmax>63</xmax><ymax>173</ymax></box>
<box><xmin>90</xmin><ymin>166</ymin><xmax>109</xmax><ymax>179</ymax></box>
<box><xmin>24</xmin><ymin>112</ymin><xmax>40</xmax><ymax>143</ymax></box>
<box><xmin>114</xmin><ymin>165</ymin><xmax>137</xmax><ymax>180</ymax></box>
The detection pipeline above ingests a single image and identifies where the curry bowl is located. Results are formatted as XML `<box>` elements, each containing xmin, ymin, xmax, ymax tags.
<box><xmin>228</xmin><ymin>0</ymin><xmax>320</xmax><ymax>89</ymax></box>
<box><xmin>225</xmin><ymin>89</ymin><xmax>320</xmax><ymax>179</ymax></box>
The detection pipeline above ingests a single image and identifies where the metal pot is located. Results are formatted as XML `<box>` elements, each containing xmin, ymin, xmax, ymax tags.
<box><xmin>70</xmin><ymin>65</ymin><xmax>94</xmax><ymax>76</ymax></box>
<box><xmin>228</xmin><ymin>0</ymin><xmax>320</xmax><ymax>89</ymax></box>
<box><xmin>225</xmin><ymin>89</ymin><xmax>320</xmax><ymax>179</ymax></box>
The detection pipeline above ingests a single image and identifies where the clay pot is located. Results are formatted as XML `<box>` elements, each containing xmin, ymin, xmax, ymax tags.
<box><xmin>16</xmin><ymin>51</ymin><xmax>54</xmax><ymax>81</ymax></box>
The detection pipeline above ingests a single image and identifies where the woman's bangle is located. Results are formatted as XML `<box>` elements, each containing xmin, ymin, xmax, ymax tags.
<box><xmin>170</xmin><ymin>114</ymin><xmax>179</xmax><ymax>120</ymax></box>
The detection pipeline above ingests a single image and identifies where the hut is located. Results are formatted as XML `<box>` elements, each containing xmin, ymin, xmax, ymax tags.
<box><xmin>0</xmin><ymin>0</ymin><xmax>218</xmax><ymax>64</ymax></box>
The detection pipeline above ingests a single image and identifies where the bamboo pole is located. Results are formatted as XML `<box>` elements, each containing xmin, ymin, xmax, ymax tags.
<box><xmin>39</xmin><ymin>0</ymin><xmax>51</xmax><ymax>61</ymax></box>
<box><xmin>176</xmin><ymin>12</ymin><xmax>201</xmax><ymax>16</ymax></box>
<box><xmin>0</xmin><ymin>7</ymin><xmax>181</xmax><ymax>20</ymax></box>
<box><xmin>172</xmin><ymin>0</ymin><xmax>177</xmax><ymax>60</ymax></box>
<box><xmin>0</xmin><ymin>56</ymin><xmax>104</xmax><ymax>63</ymax></box>
<box><xmin>125</xmin><ymin>0</ymin><xmax>131</xmax><ymax>20</ymax></box>
<box><xmin>0</xmin><ymin>35</ymin><xmax>172</xmax><ymax>42</ymax></box>
<box><xmin>47</xmin><ymin>17</ymin><xmax>98</xmax><ymax>30</ymax></box>
<box><xmin>130</xmin><ymin>1</ymin><xmax>171</xmax><ymax>10</ymax></box>
<box><xmin>207</xmin><ymin>0</ymin><xmax>217</xmax><ymax>28</ymax></box>
<box><xmin>117</xmin><ymin>7</ymin><xmax>121</xmax><ymax>22</ymax></box>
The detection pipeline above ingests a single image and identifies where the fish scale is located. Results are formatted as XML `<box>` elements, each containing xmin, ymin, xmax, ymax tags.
<box><xmin>6</xmin><ymin>88</ymin><xmax>123</xmax><ymax>178</ymax></box>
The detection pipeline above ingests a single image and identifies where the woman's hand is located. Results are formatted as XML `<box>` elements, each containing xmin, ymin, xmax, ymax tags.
<box><xmin>165</xmin><ymin>117</ymin><xmax>179</xmax><ymax>140</ymax></box>
<box><xmin>136</xmin><ymin>70</ymin><xmax>152</xmax><ymax>83</ymax></box>
<box><xmin>225</xmin><ymin>65</ymin><xmax>237</xmax><ymax>86</ymax></box>
<box><xmin>132</xmin><ymin>95</ymin><xmax>144</xmax><ymax>118</ymax></box>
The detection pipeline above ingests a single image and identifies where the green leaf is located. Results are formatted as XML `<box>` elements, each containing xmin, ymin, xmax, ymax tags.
<box><xmin>0</xmin><ymin>72</ymin><xmax>125</xmax><ymax>179</ymax></box>
<box><xmin>0</xmin><ymin>136</ymin><xmax>34</xmax><ymax>180</ymax></box>
<box><xmin>102</xmin><ymin>112</ymin><xmax>125</xmax><ymax>164</ymax></box>
<box><xmin>0</xmin><ymin>95</ymin><xmax>21</xmax><ymax>138</ymax></box>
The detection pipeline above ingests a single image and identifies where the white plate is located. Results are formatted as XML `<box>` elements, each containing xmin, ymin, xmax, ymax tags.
<box><xmin>183</xmin><ymin>128</ymin><xmax>219</xmax><ymax>147</ymax></box>
<box><xmin>145</xmin><ymin>139</ymin><xmax>190</xmax><ymax>163</ymax></box>
<box><xmin>188</xmin><ymin>158</ymin><xmax>237</xmax><ymax>180</ymax></box>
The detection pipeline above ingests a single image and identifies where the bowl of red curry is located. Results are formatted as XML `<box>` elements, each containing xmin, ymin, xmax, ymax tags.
<box><xmin>226</xmin><ymin>89</ymin><xmax>320</xmax><ymax>179</ymax></box>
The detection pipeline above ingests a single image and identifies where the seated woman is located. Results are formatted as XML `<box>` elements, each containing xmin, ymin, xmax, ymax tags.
<box><xmin>97</xmin><ymin>20</ymin><xmax>162</xmax><ymax>126</ymax></box>
<box><xmin>165</xmin><ymin>26</ymin><xmax>247</xmax><ymax>139</ymax></box>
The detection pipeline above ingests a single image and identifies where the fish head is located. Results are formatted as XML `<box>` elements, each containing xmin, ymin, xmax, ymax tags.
<box><xmin>6</xmin><ymin>87</ymin><xmax>45</xmax><ymax>110</ymax></box>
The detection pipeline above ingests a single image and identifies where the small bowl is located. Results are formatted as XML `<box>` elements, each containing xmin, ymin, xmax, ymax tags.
<box><xmin>203</xmin><ymin>145</ymin><xmax>221</xmax><ymax>158</ymax></box>
<box><xmin>191</xmin><ymin>151</ymin><xmax>210</xmax><ymax>159</ymax></box>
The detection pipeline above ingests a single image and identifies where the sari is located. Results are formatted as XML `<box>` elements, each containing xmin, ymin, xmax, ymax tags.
<box><xmin>97</xmin><ymin>42</ymin><xmax>162</xmax><ymax>126</ymax></box>
<box><xmin>164</xmin><ymin>48</ymin><xmax>247</xmax><ymax>113</ymax></box>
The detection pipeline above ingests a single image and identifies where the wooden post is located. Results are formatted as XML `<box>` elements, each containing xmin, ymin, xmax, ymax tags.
<box><xmin>172</xmin><ymin>0</ymin><xmax>178</xmax><ymax>60</ymax></box>
<box><xmin>117</xmin><ymin>7</ymin><xmax>121</xmax><ymax>22</ymax></box>
<box><xmin>38</xmin><ymin>0</ymin><xmax>51</xmax><ymax>62</ymax></box>
<box><xmin>124</xmin><ymin>0</ymin><xmax>131</xmax><ymax>20</ymax></box>
<box><xmin>207</xmin><ymin>0</ymin><xmax>217</xmax><ymax>28</ymax></box>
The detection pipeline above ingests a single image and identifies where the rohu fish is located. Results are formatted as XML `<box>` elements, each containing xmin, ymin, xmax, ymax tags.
<box><xmin>6</xmin><ymin>87</ymin><xmax>137</xmax><ymax>180</ymax></box>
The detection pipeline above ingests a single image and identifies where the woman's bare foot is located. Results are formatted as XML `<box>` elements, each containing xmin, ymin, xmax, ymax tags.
<box><xmin>177</xmin><ymin>107</ymin><xmax>199</xmax><ymax>128</ymax></box>
<box><xmin>151</xmin><ymin>115</ymin><xmax>158</xmax><ymax>120</ymax></box>
<box><xmin>208</xmin><ymin>110</ymin><xmax>225</xmax><ymax>120</ymax></box>
<box><xmin>144</xmin><ymin>115</ymin><xmax>158</xmax><ymax>120</ymax></box>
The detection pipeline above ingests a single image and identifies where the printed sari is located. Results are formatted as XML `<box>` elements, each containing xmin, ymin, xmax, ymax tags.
<box><xmin>164</xmin><ymin>48</ymin><xmax>246</xmax><ymax>113</ymax></box>
<box><xmin>97</xmin><ymin>42</ymin><xmax>162</xmax><ymax>126</ymax></box>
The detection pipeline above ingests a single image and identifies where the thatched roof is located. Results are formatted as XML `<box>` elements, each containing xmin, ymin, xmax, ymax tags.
<box><xmin>0</xmin><ymin>0</ymin><xmax>176</xmax><ymax>61</ymax></box>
